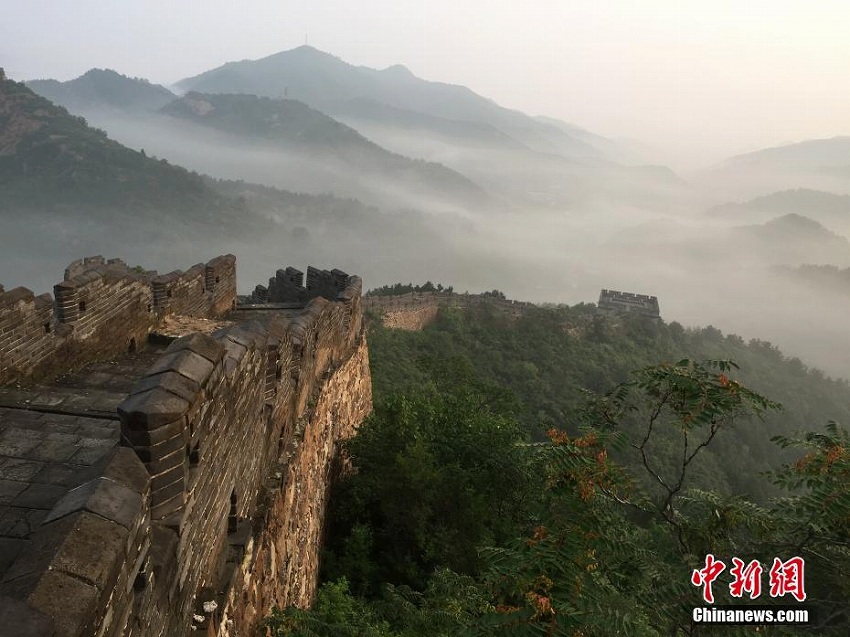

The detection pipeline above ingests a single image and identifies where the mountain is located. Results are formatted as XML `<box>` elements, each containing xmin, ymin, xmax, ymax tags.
<box><xmin>697</xmin><ymin>137</ymin><xmax>850</xmax><ymax>199</ymax></box>
<box><xmin>175</xmin><ymin>45</ymin><xmax>602</xmax><ymax>161</ymax></box>
<box><xmin>0</xmin><ymin>75</ymin><xmax>265</xmax><ymax>232</ymax></box>
<box><xmin>733</xmin><ymin>213</ymin><xmax>850</xmax><ymax>267</ymax></box>
<box><xmin>174</xmin><ymin>46</ymin><xmax>697</xmax><ymax>213</ymax></box>
<box><xmin>722</xmin><ymin>137</ymin><xmax>850</xmax><ymax>171</ymax></box>
<box><xmin>604</xmin><ymin>212</ymin><xmax>850</xmax><ymax>272</ymax></box>
<box><xmin>158</xmin><ymin>92</ymin><xmax>487</xmax><ymax>209</ymax></box>
<box><xmin>27</xmin><ymin>68</ymin><xmax>176</xmax><ymax>113</ymax></box>
<box><xmin>707</xmin><ymin>189</ymin><xmax>850</xmax><ymax>237</ymax></box>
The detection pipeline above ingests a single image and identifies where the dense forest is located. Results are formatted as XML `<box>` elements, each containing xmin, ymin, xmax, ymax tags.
<box><xmin>266</xmin><ymin>301</ymin><xmax>850</xmax><ymax>635</ymax></box>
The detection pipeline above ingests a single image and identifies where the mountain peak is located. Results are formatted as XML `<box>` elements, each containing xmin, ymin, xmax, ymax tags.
<box><xmin>27</xmin><ymin>69</ymin><xmax>176</xmax><ymax>113</ymax></box>
<box><xmin>381</xmin><ymin>64</ymin><xmax>414</xmax><ymax>77</ymax></box>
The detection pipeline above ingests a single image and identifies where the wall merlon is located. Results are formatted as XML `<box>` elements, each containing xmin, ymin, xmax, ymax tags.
<box><xmin>144</xmin><ymin>350</ymin><xmax>216</xmax><ymax>388</ymax></box>
<box><xmin>124</xmin><ymin>417</ymin><xmax>186</xmax><ymax>448</ymax></box>
<box><xmin>167</xmin><ymin>333</ymin><xmax>225</xmax><ymax>365</ymax></box>
<box><xmin>42</xmin><ymin>476</ymin><xmax>144</xmax><ymax>531</ymax></box>
<box><xmin>118</xmin><ymin>388</ymin><xmax>191</xmax><ymax>430</ymax></box>
<box><xmin>131</xmin><ymin>370</ymin><xmax>202</xmax><ymax>404</ymax></box>
<box><xmin>0</xmin><ymin>286</ymin><xmax>36</xmax><ymax>308</ymax></box>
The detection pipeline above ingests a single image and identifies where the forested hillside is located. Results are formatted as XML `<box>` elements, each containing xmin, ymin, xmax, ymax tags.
<box><xmin>0</xmin><ymin>76</ymin><xmax>258</xmax><ymax>231</ymax></box>
<box><xmin>267</xmin><ymin>300</ymin><xmax>850</xmax><ymax>636</ymax></box>
<box><xmin>368</xmin><ymin>304</ymin><xmax>850</xmax><ymax>496</ymax></box>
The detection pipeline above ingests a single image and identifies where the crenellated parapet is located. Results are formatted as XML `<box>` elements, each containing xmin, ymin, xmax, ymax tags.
<box><xmin>1</xmin><ymin>259</ymin><xmax>371</xmax><ymax>637</ymax></box>
<box><xmin>362</xmin><ymin>290</ymin><xmax>533</xmax><ymax>330</ymax></box>
<box><xmin>252</xmin><ymin>265</ymin><xmax>353</xmax><ymax>305</ymax></box>
<box><xmin>0</xmin><ymin>255</ymin><xmax>236</xmax><ymax>385</ymax></box>
<box><xmin>107</xmin><ymin>270</ymin><xmax>368</xmax><ymax>636</ymax></box>
<box><xmin>597</xmin><ymin>289</ymin><xmax>661</xmax><ymax>318</ymax></box>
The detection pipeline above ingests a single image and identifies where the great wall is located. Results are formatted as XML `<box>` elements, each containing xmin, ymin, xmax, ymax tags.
<box><xmin>0</xmin><ymin>253</ymin><xmax>659</xmax><ymax>636</ymax></box>
<box><xmin>359</xmin><ymin>291</ymin><xmax>535</xmax><ymax>331</ymax></box>
<box><xmin>0</xmin><ymin>256</ymin><xmax>372</xmax><ymax>637</ymax></box>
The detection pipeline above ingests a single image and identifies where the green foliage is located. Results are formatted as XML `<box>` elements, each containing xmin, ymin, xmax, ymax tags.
<box><xmin>367</xmin><ymin>282</ymin><xmax>453</xmax><ymax>296</ymax></box>
<box><xmin>270</xmin><ymin>304</ymin><xmax>850</xmax><ymax>636</ymax></box>
<box><xmin>0</xmin><ymin>79</ymin><xmax>264</xmax><ymax>233</ymax></box>
<box><xmin>366</xmin><ymin>304</ymin><xmax>850</xmax><ymax>502</ymax></box>
<box><xmin>477</xmin><ymin>361</ymin><xmax>846</xmax><ymax>635</ymax></box>
<box><xmin>266</xmin><ymin>573</ymin><xmax>491</xmax><ymax>637</ymax></box>
<box><xmin>322</xmin><ymin>357</ymin><xmax>536</xmax><ymax>594</ymax></box>
<box><xmin>266</xmin><ymin>579</ymin><xmax>394</xmax><ymax>637</ymax></box>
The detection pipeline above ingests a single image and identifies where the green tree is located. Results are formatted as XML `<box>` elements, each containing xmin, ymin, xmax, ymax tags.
<box><xmin>322</xmin><ymin>357</ymin><xmax>536</xmax><ymax>595</ymax></box>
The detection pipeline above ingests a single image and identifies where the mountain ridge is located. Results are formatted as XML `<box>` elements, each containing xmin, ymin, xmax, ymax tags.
<box><xmin>175</xmin><ymin>45</ymin><xmax>604</xmax><ymax>161</ymax></box>
<box><xmin>27</xmin><ymin>68</ymin><xmax>176</xmax><ymax>113</ymax></box>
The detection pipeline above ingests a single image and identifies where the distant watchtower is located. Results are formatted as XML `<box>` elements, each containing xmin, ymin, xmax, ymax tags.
<box><xmin>0</xmin><ymin>68</ymin><xmax>6</xmax><ymax>81</ymax></box>
<box><xmin>598</xmin><ymin>289</ymin><xmax>660</xmax><ymax>319</ymax></box>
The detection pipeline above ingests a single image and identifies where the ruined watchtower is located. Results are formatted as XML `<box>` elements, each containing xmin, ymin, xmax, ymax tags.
<box><xmin>598</xmin><ymin>289</ymin><xmax>661</xmax><ymax>319</ymax></box>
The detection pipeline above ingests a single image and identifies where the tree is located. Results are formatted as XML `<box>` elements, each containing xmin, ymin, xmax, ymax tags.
<box><xmin>322</xmin><ymin>357</ymin><xmax>535</xmax><ymax>595</ymax></box>
<box><xmin>475</xmin><ymin>360</ymin><xmax>850</xmax><ymax>636</ymax></box>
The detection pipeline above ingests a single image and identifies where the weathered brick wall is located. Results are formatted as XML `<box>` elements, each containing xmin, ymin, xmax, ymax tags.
<box><xmin>151</xmin><ymin>254</ymin><xmax>236</xmax><ymax>320</ymax></box>
<box><xmin>0</xmin><ymin>288</ymin><xmax>58</xmax><ymax>384</ymax></box>
<box><xmin>152</xmin><ymin>265</ymin><xmax>208</xmax><ymax>318</ymax></box>
<box><xmin>206</xmin><ymin>255</ymin><xmax>237</xmax><ymax>317</ymax></box>
<box><xmin>257</xmin><ymin>265</ymin><xmax>351</xmax><ymax>304</ymax></box>
<box><xmin>115</xmin><ymin>274</ymin><xmax>369</xmax><ymax>637</ymax></box>
<box><xmin>2</xmin><ymin>259</ymin><xmax>368</xmax><ymax>637</ymax></box>
<box><xmin>54</xmin><ymin>261</ymin><xmax>156</xmax><ymax>359</ymax></box>
<box><xmin>362</xmin><ymin>291</ymin><xmax>534</xmax><ymax>330</ymax></box>
<box><xmin>0</xmin><ymin>255</ymin><xmax>236</xmax><ymax>385</ymax></box>
<box><xmin>220</xmin><ymin>335</ymin><xmax>372</xmax><ymax>633</ymax></box>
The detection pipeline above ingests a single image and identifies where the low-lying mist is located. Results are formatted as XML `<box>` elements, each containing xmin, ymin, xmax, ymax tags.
<box><xmin>6</xmin><ymin>183</ymin><xmax>850</xmax><ymax>383</ymax></box>
<box><xmin>5</xmin><ymin>106</ymin><xmax>849</xmax><ymax>383</ymax></box>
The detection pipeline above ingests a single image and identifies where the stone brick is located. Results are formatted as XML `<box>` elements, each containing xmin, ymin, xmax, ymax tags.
<box><xmin>28</xmin><ymin>569</ymin><xmax>99</xmax><ymax>637</ymax></box>
<box><xmin>100</xmin><ymin>448</ymin><xmax>149</xmax><ymax>495</ymax></box>
<box><xmin>0</xmin><ymin>480</ymin><xmax>27</xmax><ymax>504</ymax></box>
<box><xmin>12</xmin><ymin>483</ymin><xmax>67</xmax><ymax>510</ymax></box>
<box><xmin>49</xmin><ymin>512</ymin><xmax>126</xmax><ymax>589</ymax></box>
<box><xmin>166</xmin><ymin>333</ymin><xmax>225</xmax><ymax>365</ymax></box>
<box><xmin>131</xmin><ymin>370</ymin><xmax>201</xmax><ymax>404</ymax></box>
<box><xmin>145</xmin><ymin>350</ymin><xmax>215</xmax><ymax>387</ymax></box>
<box><xmin>118</xmin><ymin>388</ymin><xmax>190</xmax><ymax>431</ymax></box>
<box><xmin>123</xmin><ymin>418</ymin><xmax>184</xmax><ymax>448</ymax></box>
<box><xmin>0</xmin><ymin>458</ymin><xmax>45</xmax><ymax>482</ymax></box>
<box><xmin>44</xmin><ymin>477</ymin><xmax>143</xmax><ymax>530</ymax></box>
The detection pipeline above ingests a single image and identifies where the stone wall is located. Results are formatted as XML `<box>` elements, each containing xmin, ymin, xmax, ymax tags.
<box><xmin>0</xmin><ymin>287</ymin><xmax>57</xmax><ymax>383</ymax></box>
<box><xmin>252</xmin><ymin>266</ymin><xmax>351</xmax><ymax>305</ymax></box>
<box><xmin>597</xmin><ymin>289</ymin><xmax>660</xmax><ymax>318</ymax></box>
<box><xmin>1</xmin><ymin>259</ymin><xmax>371</xmax><ymax>637</ymax></box>
<box><xmin>0</xmin><ymin>255</ymin><xmax>236</xmax><ymax>385</ymax></box>
<box><xmin>114</xmin><ymin>273</ymin><xmax>369</xmax><ymax>637</ymax></box>
<box><xmin>221</xmin><ymin>336</ymin><xmax>371</xmax><ymax>633</ymax></box>
<box><xmin>362</xmin><ymin>291</ymin><xmax>534</xmax><ymax>330</ymax></box>
<box><xmin>150</xmin><ymin>255</ymin><xmax>236</xmax><ymax>323</ymax></box>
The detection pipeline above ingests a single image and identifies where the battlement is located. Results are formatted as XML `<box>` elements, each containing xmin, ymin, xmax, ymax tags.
<box><xmin>0</xmin><ymin>255</ymin><xmax>236</xmax><ymax>385</ymax></box>
<box><xmin>251</xmin><ymin>266</ymin><xmax>352</xmax><ymax>305</ymax></box>
<box><xmin>0</xmin><ymin>258</ymin><xmax>371</xmax><ymax>637</ymax></box>
<box><xmin>362</xmin><ymin>290</ymin><xmax>534</xmax><ymax>330</ymax></box>
<box><xmin>598</xmin><ymin>289</ymin><xmax>660</xmax><ymax>318</ymax></box>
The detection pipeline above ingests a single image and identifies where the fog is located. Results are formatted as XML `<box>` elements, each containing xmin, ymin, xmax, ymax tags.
<box><xmin>3</xmin><ymin>5</ymin><xmax>850</xmax><ymax>381</ymax></box>
<box><xmin>5</xmin><ymin>102</ymin><xmax>849</xmax><ymax>380</ymax></box>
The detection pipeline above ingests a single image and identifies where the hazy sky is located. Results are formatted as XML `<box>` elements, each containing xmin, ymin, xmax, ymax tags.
<box><xmin>4</xmin><ymin>1</ymin><xmax>849</xmax><ymax>165</ymax></box>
